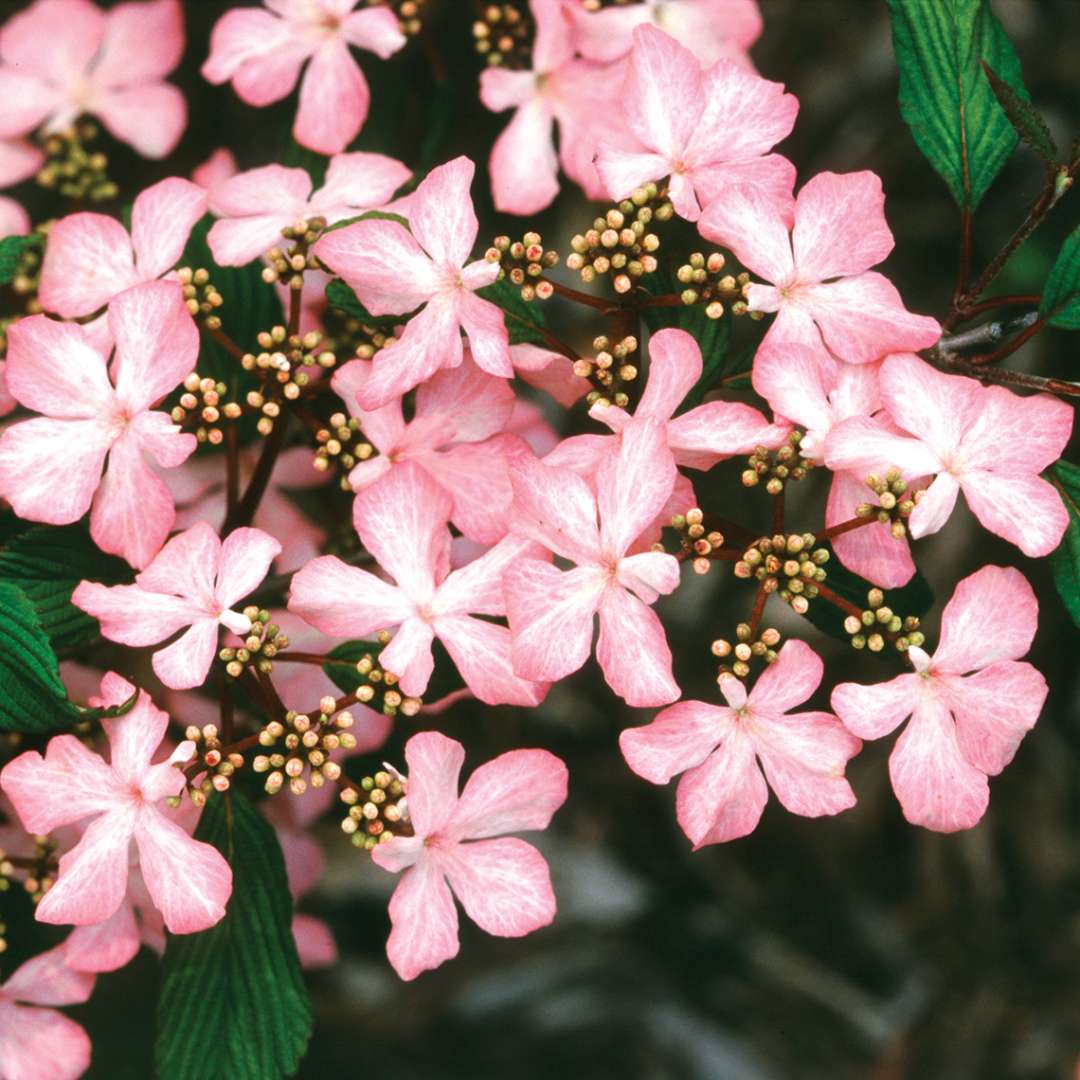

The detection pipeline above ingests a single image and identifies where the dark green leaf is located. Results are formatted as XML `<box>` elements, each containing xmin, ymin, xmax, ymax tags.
<box><xmin>280</xmin><ymin>137</ymin><xmax>328</xmax><ymax>190</ymax></box>
<box><xmin>0</xmin><ymin>581</ymin><xmax>136</xmax><ymax>732</ymax></box>
<box><xmin>886</xmin><ymin>0</ymin><xmax>1030</xmax><ymax>209</ymax></box>
<box><xmin>982</xmin><ymin>60</ymin><xmax>1057</xmax><ymax>162</ymax></box>
<box><xmin>322</xmin><ymin>209</ymin><xmax>409</xmax><ymax>234</ymax></box>
<box><xmin>325</xmin><ymin>278</ymin><xmax>401</xmax><ymax>329</ymax></box>
<box><xmin>156</xmin><ymin>792</ymin><xmax>312</xmax><ymax>1080</ymax></box>
<box><xmin>1039</xmin><ymin>224</ymin><xmax>1080</xmax><ymax>329</ymax></box>
<box><xmin>0</xmin><ymin>234</ymin><xmax>40</xmax><ymax>285</ymax></box>
<box><xmin>1048</xmin><ymin>460</ymin><xmax>1080</xmax><ymax>627</ymax></box>
<box><xmin>476</xmin><ymin>277</ymin><xmax>550</xmax><ymax>347</ymax></box>
<box><xmin>0</xmin><ymin>523</ymin><xmax>131</xmax><ymax>649</ymax></box>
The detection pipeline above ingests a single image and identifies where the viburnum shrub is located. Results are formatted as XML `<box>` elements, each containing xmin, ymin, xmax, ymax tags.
<box><xmin>0</xmin><ymin>0</ymin><xmax>1076</xmax><ymax>1076</ymax></box>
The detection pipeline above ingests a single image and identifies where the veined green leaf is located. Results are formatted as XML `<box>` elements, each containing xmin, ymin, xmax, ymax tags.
<box><xmin>1048</xmin><ymin>461</ymin><xmax>1080</xmax><ymax>626</ymax></box>
<box><xmin>1040</xmin><ymin>224</ymin><xmax>1080</xmax><ymax>329</ymax></box>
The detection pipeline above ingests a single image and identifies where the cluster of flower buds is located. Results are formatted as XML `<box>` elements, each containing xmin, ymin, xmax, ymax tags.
<box><xmin>35</xmin><ymin>121</ymin><xmax>116</xmax><ymax>202</ymax></box>
<box><xmin>486</xmin><ymin>232</ymin><xmax>559</xmax><ymax>301</ymax></box>
<box><xmin>573</xmin><ymin>333</ymin><xmax>639</xmax><ymax>407</ymax></box>
<box><xmin>566</xmin><ymin>185</ymin><xmax>671</xmax><ymax>292</ymax></box>
<box><xmin>0</xmin><ymin>833</ymin><xmax>58</xmax><ymax>908</ymax></box>
<box><xmin>339</xmin><ymin>767</ymin><xmax>410</xmax><ymax>850</ymax></box>
<box><xmin>313</xmin><ymin>411</ymin><xmax>373</xmax><ymax>489</ymax></box>
<box><xmin>263</xmin><ymin>218</ymin><xmax>327</xmax><ymax>293</ymax></box>
<box><xmin>240</xmin><ymin>325</ymin><xmax>336</xmax><ymax>405</ymax></box>
<box><xmin>712</xmin><ymin>623</ymin><xmax>782</xmax><ymax>680</ymax></box>
<box><xmin>669</xmin><ymin>507</ymin><xmax>727</xmax><ymax>575</ymax></box>
<box><xmin>171</xmin><ymin>373</ymin><xmax>243</xmax><ymax>445</ymax></box>
<box><xmin>472</xmin><ymin>3</ymin><xmax>533</xmax><ymax>67</ymax></box>
<box><xmin>855</xmin><ymin>468</ymin><xmax>920</xmax><ymax>539</ymax></box>
<box><xmin>254</xmin><ymin>699</ymin><xmax>356</xmax><ymax>796</ymax></box>
<box><xmin>177</xmin><ymin>266</ymin><xmax>224</xmax><ymax>328</ymax></box>
<box><xmin>180</xmin><ymin>723</ymin><xmax>247</xmax><ymax>801</ymax></box>
<box><xmin>676</xmin><ymin>252</ymin><xmax>755</xmax><ymax>320</ymax></box>
<box><xmin>842</xmin><ymin>589</ymin><xmax>925</xmax><ymax>653</ymax></box>
<box><xmin>220</xmin><ymin>609</ymin><xmax>289</xmax><ymax>677</ymax></box>
<box><xmin>734</xmin><ymin>533</ymin><xmax>830</xmax><ymax>615</ymax></box>
<box><xmin>347</xmin><ymin>639</ymin><xmax>423</xmax><ymax>718</ymax></box>
<box><xmin>742</xmin><ymin>431</ymin><xmax>812</xmax><ymax>493</ymax></box>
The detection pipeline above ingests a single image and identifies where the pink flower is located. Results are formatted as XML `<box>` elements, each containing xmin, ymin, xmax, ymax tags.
<box><xmin>207</xmin><ymin>151</ymin><xmax>410</xmax><ymax>266</ymax></box>
<box><xmin>39</xmin><ymin>176</ymin><xmax>207</xmax><ymax>318</ymax></box>
<box><xmin>0</xmin><ymin>281</ymin><xmax>198</xmax><ymax>569</ymax></box>
<box><xmin>621</xmin><ymin>641</ymin><xmax>861</xmax><ymax>846</ymax></box>
<box><xmin>73</xmin><ymin>522</ymin><xmax>281</xmax><ymax>690</ymax></box>
<box><xmin>0</xmin><ymin>672</ymin><xmax>233</xmax><ymax>932</ymax></box>
<box><xmin>0</xmin><ymin>943</ymin><xmax>94</xmax><ymax>1080</ymax></box>
<box><xmin>289</xmin><ymin>461</ymin><xmax>547</xmax><ymax>706</ymax></box>
<box><xmin>0</xmin><ymin>137</ymin><xmax>43</xmax><ymax>235</ymax></box>
<box><xmin>825</xmin><ymin>352</ymin><xmax>1073</xmax><ymax>557</ymax></box>
<box><xmin>313</xmin><ymin>156</ymin><xmax>511</xmax><ymax>408</ymax></box>
<box><xmin>510</xmin><ymin>343</ymin><xmax>588</xmax><ymax>408</ymax></box>
<box><xmin>332</xmin><ymin>352</ymin><xmax>523</xmax><ymax>544</ymax></box>
<box><xmin>480</xmin><ymin>0</ymin><xmax>616</xmax><ymax>213</ymax></box>
<box><xmin>202</xmin><ymin>0</ymin><xmax>406</xmax><ymax>155</ymax></box>
<box><xmin>0</xmin><ymin>0</ymin><xmax>186</xmax><ymax>158</ymax></box>
<box><xmin>569</xmin><ymin>0</ymin><xmax>762</xmax><ymax>68</ymax></box>
<box><xmin>595</xmin><ymin>25</ymin><xmax>798</xmax><ymax>222</ymax></box>
<box><xmin>699</xmin><ymin>170</ymin><xmax>941</xmax><ymax>362</ymax></box>
<box><xmin>192</xmin><ymin>147</ymin><xmax>238</xmax><ymax>193</ymax></box>
<box><xmin>504</xmin><ymin>418</ymin><xmax>682</xmax><ymax>707</ymax></box>
<box><xmin>831</xmin><ymin>565</ymin><xmax>1047</xmax><ymax>832</ymax></box>
<box><xmin>370</xmin><ymin>730</ymin><xmax>568</xmax><ymax>980</ymax></box>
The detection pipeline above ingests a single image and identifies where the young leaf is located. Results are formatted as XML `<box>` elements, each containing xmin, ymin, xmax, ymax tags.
<box><xmin>886</xmin><ymin>0</ymin><xmax>1030</xmax><ymax>209</ymax></box>
<box><xmin>156</xmin><ymin>791</ymin><xmax>313</xmax><ymax>1080</ymax></box>
<box><xmin>1047</xmin><ymin>460</ymin><xmax>1080</xmax><ymax>627</ymax></box>
<box><xmin>981</xmin><ymin>60</ymin><xmax>1058</xmax><ymax>163</ymax></box>
<box><xmin>1039</xmin><ymin>224</ymin><xmax>1080</xmax><ymax>329</ymax></box>
<box><xmin>476</xmin><ymin>277</ymin><xmax>550</xmax><ymax>348</ymax></box>
<box><xmin>0</xmin><ymin>234</ymin><xmax>40</xmax><ymax>285</ymax></box>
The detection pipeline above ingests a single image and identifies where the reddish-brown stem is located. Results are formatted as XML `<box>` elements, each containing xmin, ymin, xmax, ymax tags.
<box><xmin>220</xmin><ymin>672</ymin><xmax>234</xmax><ymax>745</ymax></box>
<box><xmin>500</xmin><ymin>306</ymin><xmax>580</xmax><ymax>361</ymax></box>
<box><xmin>952</xmin><ymin>209</ymin><xmax>973</xmax><ymax>307</ymax></box>
<box><xmin>747</xmin><ymin>585</ymin><xmax>769</xmax><ymax>640</ymax></box>
<box><xmin>5</xmin><ymin>855</ymin><xmax>55</xmax><ymax>871</ymax></box>
<box><xmin>269</xmin><ymin>652</ymin><xmax>335</xmax><ymax>665</ymax></box>
<box><xmin>287</xmin><ymin>281</ymin><xmax>303</xmax><ymax>339</ymax></box>
<box><xmin>539</xmin><ymin>276</ymin><xmax>614</xmax><ymax>311</ymax></box>
<box><xmin>941</xmin><ymin>355</ymin><xmax>1080</xmax><ymax>398</ymax></box>
<box><xmin>818</xmin><ymin>514</ymin><xmax>879</xmax><ymax>541</ymax></box>
<box><xmin>812</xmin><ymin>581</ymin><xmax>864</xmax><ymax>621</ymax></box>
<box><xmin>956</xmin><ymin>293</ymin><xmax>1041</xmax><ymax>319</ymax></box>
<box><xmin>223</xmin><ymin>411</ymin><xmax>288</xmax><ymax>533</ymax></box>
<box><xmin>183</xmin><ymin>731</ymin><xmax>262</xmax><ymax>779</ymax></box>
<box><xmin>202</xmin><ymin>324</ymin><xmax>246</xmax><ymax>362</ymax></box>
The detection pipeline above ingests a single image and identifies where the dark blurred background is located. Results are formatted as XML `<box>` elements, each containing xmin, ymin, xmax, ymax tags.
<box><xmin>3</xmin><ymin>0</ymin><xmax>1079</xmax><ymax>1076</ymax></box>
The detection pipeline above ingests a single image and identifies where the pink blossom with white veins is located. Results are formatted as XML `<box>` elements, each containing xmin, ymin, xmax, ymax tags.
<box><xmin>832</xmin><ymin>566</ymin><xmax>1047</xmax><ymax>833</ymax></box>
<box><xmin>289</xmin><ymin>461</ymin><xmax>548</xmax><ymax>706</ymax></box>
<box><xmin>0</xmin><ymin>137</ymin><xmax>44</xmax><ymax>236</ymax></box>
<box><xmin>313</xmin><ymin>156</ymin><xmax>511</xmax><ymax>409</ymax></box>
<box><xmin>0</xmin><ymin>672</ymin><xmax>233</xmax><ymax>933</ymax></box>
<box><xmin>0</xmin><ymin>942</ymin><xmax>95</xmax><ymax>1080</ymax></box>
<box><xmin>72</xmin><ymin>522</ymin><xmax>282</xmax><ymax>690</ymax></box>
<box><xmin>0</xmin><ymin>281</ymin><xmax>198</xmax><ymax>569</ymax></box>
<box><xmin>825</xmin><ymin>352</ymin><xmax>1073</xmax><ymax>557</ymax></box>
<box><xmin>595</xmin><ymin>25</ymin><xmax>798</xmax><ymax>222</ymax></box>
<box><xmin>0</xmin><ymin>0</ymin><xmax>187</xmax><ymax>159</ymax></box>
<box><xmin>510</xmin><ymin>343</ymin><xmax>588</xmax><ymax>408</ymax></box>
<box><xmin>333</xmin><ymin>353</ymin><xmax>525</xmax><ymax>544</ymax></box>
<box><xmin>699</xmin><ymin>170</ymin><xmax>941</xmax><ymax>363</ymax></box>
<box><xmin>202</xmin><ymin>0</ymin><xmax>406</xmax><ymax>155</ymax></box>
<box><xmin>503</xmin><ymin>418</ymin><xmax>682</xmax><ymax>707</ymax></box>
<box><xmin>207</xmin><ymin>151</ymin><xmax>411</xmax><ymax>266</ymax></box>
<box><xmin>39</xmin><ymin>176</ymin><xmax>207</xmax><ymax>318</ymax></box>
<box><xmin>621</xmin><ymin>640</ymin><xmax>861</xmax><ymax>846</ymax></box>
<box><xmin>370</xmin><ymin>730</ymin><xmax>568</xmax><ymax>981</ymax></box>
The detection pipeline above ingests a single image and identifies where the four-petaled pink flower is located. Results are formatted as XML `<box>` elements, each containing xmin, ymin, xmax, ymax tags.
<box><xmin>504</xmin><ymin>418</ymin><xmax>682</xmax><ymax>707</ymax></box>
<box><xmin>313</xmin><ymin>156</ymin><xmax>510</xmax><ymax>408</ymax></box>
<box><xmin>290</xmin><ymin>461</ymin><xmax>546</xmax><ymax>706</ymax></box>
<box><xmin>595</xmin><ymin>25</ymin><xmax>798</xmax><ymax>222</ymax></box>
<box><xmin>39</xmin><ymin>176</ymin><xmax>207</xmax><ymax>318</ymax></box>
<box><xmin>831</xmin><ymin>566</ymin><xmax>1047</xmax><ymax>833</ymax></box>
<box><xmin>207</xmin><ymin>151</ymin><xmax>411</xmax><ymax>266</ymax></box>
<box><xmin>0</xmin><ymin>943</ymin><xmax>94</xmax><ymax>1080</ymax></box>
<box><xmin>332</xmin><ymin>352</ymin><xmax>524</xmax><ymax>544</ymax></box>
<box><xmin>825</xmin><ymin>352</ymin><xmax>1073</xmax><ymax>557</ymax></box>
<box><xmin>370</xmin><ymin>730</ymin><xmax>568</xmax><ymax>980</ymax></box>
<box><xmin>202</xmin><ymin>0</ymin><xmax>406</xmax><ymax>155</ymax></box>
<box><xmin>0</xmin><ymin>0</ymin><xmax>186</xmax><ymax>159</ymax></box>
<box><xmin>700</xmin><ymin>170</ymin><xmax>941</xmax><ymax>362</ymax></box>
<box><xmin>0</xmin><ymin>673</ymin><xmax>233</xmax><ymax>932</ymax></box>
<box><xmin>73</xmin><ymin>522</ymin><xmax>282</xmax><ymax>690</ymax></box>
<box><xmin>0</xmin><ymin>281</ymin><xmax>198</xmax><ymax>569</ymax></box>
<box><xmin>621</xmin><ymin>640</ymin><xmax>861</xmax><ymax>846</ymax></box>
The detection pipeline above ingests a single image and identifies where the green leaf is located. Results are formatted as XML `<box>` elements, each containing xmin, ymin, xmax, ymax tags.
<box><xmin>0</xmin><ymin>523</ymin><xmax>131</xmax><ymax>649</ymax></box>
<box><xmin>0</xmin><ymin>581</ymin><xmax>135</xmax><ymax>732</ymax></box>
<box><xmin>0</xmin><ymin>234</ymin><xmax>40</xmax><ymax>285</ymax></box>
<box><xmin>476</xmin><ymin>277</ymin><xmax>551</xmax><ymax>347</ymax></box>
<box><xmin>280</xmin><ymin>137</ymin><xmax>328</xmax><ymax>190</ymax></box>
<box><xmin>886</xmin><ymin>0</ymin><xmax>1030</xmax><ymax>209</ymax></box>
<box><xmin>1048</xmin><ymin>460</ymin><xmax>1080</xmax><ymax>627</ymax></box>
<box><xmin>321</xmin><ymin>209</ymin><xmax>409</xmax><ymax>234</ymax></box>
<box><xmin>801</xmin><ymin>543</ymin><xmax>934</xmax><ymax>645</ymax></box>
<box><xmin>324</xmin><ymin>278</ymin><xmax>401</xmax><ymax>329</ymax></box>
<box><xmin>981</xmin><ymin>60</ymin><xmax>1057</xmax><ymax>162</ymax></box>
<box><xmin>324</xmin><ymin>639</ymin><xmax>464</xmax><ymax>703</ymax></box>
<box><xmin>156</xmin><ymin>792</ymin><xmax>312</xmax><ymax>1080</ymax></box>
<box><xmin>1040</xmin><ymin>224</ymin><xmax>1080</xmax><ymax>329</ymax></box>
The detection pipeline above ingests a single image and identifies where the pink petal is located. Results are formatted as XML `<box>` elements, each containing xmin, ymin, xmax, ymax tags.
<box><xmin>889</xmin><ymin>694</ymin><xmax>989</xmax><ymax>832</ymax></box>
<box><xmin>0</xmin><ymin>194</ymin><xmax>29</xmax><ymax>237</ymax></box>
<box><xmin>92</xmin><ymin>0</ymin><xmax>184</xmax><ymax>86</ymax></box>
<box><xmin>414</xmin><ymin>353</ymin><xmax>516</xmax><ymax>443</ymax></box>
<box><xmin>288</xmin><ymin>555</ymin><xmax>414</xmax><ymax>638</ymax></box>
<box><xmin>0</xmin><ymin>69</ymin><xmax>58</xmax><ymax>139</ymax></box>
<box><xmin>512</xmin><ymin>344</ymin><xmax>587</xmax><ymax>407</ymax></box>
<box><xmin>509</xmin><ymin>452</ymin><xmax>602</xmax><ymax>564</ymax></box>
<box><xmin>94</xmin><ymin>82</ymin><xmax>187</xmax><ymax>159</ymax></box>
<box><xmin>216</xmin><ymin>527</ymin><xmax>282</xmax><ymax>609</ymax></box>
<box><xmin>596</xmin><ymin>585</ymin><xmax>679</xmax><ymax>707</ymax></box>
<box><xmin>383</xmin><ymin>856</ymin><xmax>459</xmax><ymax>980</ymax></box>
<box><xmin>0</xmin><ymin>0</ymin><xmax>105</xmax><ymax>86</ymax></box>
<box><xmin>958</xmin><ymin>383</ymin><xmax>1073</xmax><ymax>474</ymax></box>
<box><xmin>624</xmin><ymin>25</ymin><xmax>701</xmax><ymax>160</ymax></box>
<box><xmin>636</xmin><ymin>328</ymin><xmax>702</xmax><ymax>419</ymax></box>
<box><xmin>667</xmin><ymin>400</ymin><xmax>788</xmax><ymax>470</ymax></box>
<box><xmin>38</xmin><ymin>212</ymin><xmax>135</xmax><ymax>316</ymax></box>
<box><xmin>907</xmin><ymin>471</ymin><xmax>961</xmax><ymax>538</ymax></box>
<box><xmin>442</xmin><ymin>837</ymin><xmax>556</xmax><ymax>936</ymax></box>
<box><xmin>489</xmin><ymin>97</ymin><xmax>559</xmax><ymax>215</ymax></box>
<box><xmin>64</xmin><ymin>900</ymin><xmax>141</xmax><ymax>973</ymax></box>
<box><xmin>340</xmin><ymin>5</ymin><xmax>406</xmax><ymax>56</ymax></box>
<box><xmin>151</xmin><ymin>618</ymin><xmax>220</xmax><ymax>691</ymax></box>
<box><xmin>824</xmin><ymin>415</ymin><xmax>943</xmax><ymax>480</ymax></box>
<box><xmin>879</xmin><ymin>352</ymin><xmax>979</xmax><ymax>459</ymax></box>
<box><xmin>135</xmin><ymin>806</ymin><xmax>232</xmax><ymax>933</ymax></box>
<box><xmin>435</xmin><ymin>534</ymin><xmax>545</xmax><ymax>617</ymax></box>
<box><xmin>201</xmin><ymin>9</ymin><xmax>304</xmax><ymax>99</ymax></box>
<box><xmin>458</xmin><ymin>289</ymin><xmax>513</xmax><ymax>378</ymax></box>
<box><xmin>404</xmin><ymin>730</ymin><xmax>465</xmax><ymax>836</ymax></box>
<box><xmin>378</xmin><ymin>616</ymin><xmax>435</xmax><ymax>696</ymax></box>
<box><xmin>746</xmin><ymin>639</ymin><xmax>822</xmax><ymax>715</ymax></box>
<box><xmin>594</xmin><ymin>143</ymin><xmax>670</xmax><ymax>204</ymax></box>
<box><xmin>435</xmin><ymin>614</ymin><xmax>546</xmax><ymax>706</ymax></box>
<box><xmin>0</xmin><ymin>1002</ymin><xmax>91</xmax><ymax>1080</ymax></box>
<box><xmin>293</xmin><ymin>913</ymin><xmax>338</xmax><ymax>970</ymax></box>
<box><xmin>294</xmin><ymin>38</ymin><xmax>368</xmax><ymax>155</ymax></box>
<box><xmin>136</xmin><ymin>519</ymin><xmax>219</xmax><ymax>605</ymax></box>
<box><xmin>3</xmin><ymin>942</ymin><xmax>94</xmax><ymax>1005</ymax></box>
<box><xmin>675</xmin><ymin>731</ymin><xmax>767</xmax><ymax>846</ymax></box>
<box><xmin>619</xmin><ymin>699</ymin><xmax>730</xmax><ymax>784</ymax></box>
<box><xmin>72</xmin><ymin>581</ymin><xmax>203</xmax><ymax>647</ymax></box>
<box><xmin>0</xmin><ymin>137</ymin><xmax>44</xmax><ymax>186</ymax></box>
<box><xmin>697</xmin><ymin>182</ymin><xmax>794</xmax><ymax>283</ymax></box>
<box><xmin>616</xmin><ymin>550</ymin><xmax>681</xmax><ymax>604</ymax></box>
<box><xmin>961</xmin><ymin>470</ymin><xmax>1070</xmax><ymax>557</ymax></box>
<box><xmin>420</xmin><ymin>439</ymin><xmax>516</xmax><ymax>545</ymax></box>
<box><xmin>751</xmin><ymin>340</ymin><xmax>835</xmax><ymax>439</ymax></box>
<box><xmin>103</xmin><ymin>686</ymin><xmax>168</xmax><ymax>784</ymax></box>
<box><xmin>932</xmin><ymin>564</ymin><xmax>1038</xmax><ymax>674</ymax></box>
<box><xmin>830</xmin><ymin>672</ymin><xmax>918</xmax><ymax>740</ymax></box>
<box><xmin>312</xmin><ymin>151</ymin><xmax>411</xmax><ymax>217</ymax></box>
<box><xmin>827</xmin><ymin>471</ymin><xmax>915</xmax><ymax>589</ymax></box>
<box><xmin>410</xmin><ymin>156</ymin><xmax>480</xmax><ymax>269</ymax></box>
